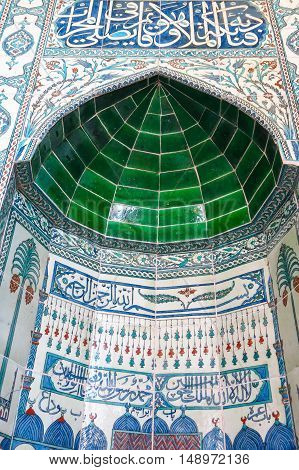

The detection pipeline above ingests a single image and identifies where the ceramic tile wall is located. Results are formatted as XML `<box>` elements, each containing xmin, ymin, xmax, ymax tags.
<box><xmin>267</xmin><ymin>222</ymin><xmax>299</xmax><ymax>439</ymax></box>
<box><xmin>0</xmin><ymin>195</ymin><xmax>298</xmax><ymax>450</ymax></box>
<box><xmin>0</xmin><ymin>0</ymin><xmax>298</xmax><ymax>452</ymax></box>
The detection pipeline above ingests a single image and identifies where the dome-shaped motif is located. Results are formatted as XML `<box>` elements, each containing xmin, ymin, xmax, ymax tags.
<box><xmin>113</xmin><ymin>406</ymin><xmax>141</xmax><ymax>433</ymax></box>
<box><xmin>14</xmin><ymin>405</ymin><xmax>44</xmax><ymax>442</ymax></box>
<box><xmin>0</xmin><ymin>437</ymin><xmax>11</xmax><ymax>450</ymax></box>
<box><xmin>44</xmin><ymin>413</ymin><xmax>74</xmax><ymax>449</ymax></box>
<box><xmin>264</xmin><ymin>412</ymin><xmax>296</xmax><ymax>450</ymax></box>
<box><xmin>142</xmin><ymin>414</ymin><xmax>169</xmax><ymax>434</ymax></box>
<box><xmin>26</xmin><ymin>75</ymin><xmax>282</xmax><ymax>245</ymax></box>
<box><xmin>202</xmin><ymin>419</ymin><xmax>232</xmax><ymax>450</ymax></box>
<box><xmin>170</xmin><ymin>409</ymin><xmax>198</xmax><ymax>435</ymax></box>
<box><xmin>74</xmin><ymin>414</ymin><xmax>108</xmax><ymax>450</ymax></box>
<box><xmin>233</xmin><ymin>417</ymin><xmax>264</xmax><ymax>450</ymax></box>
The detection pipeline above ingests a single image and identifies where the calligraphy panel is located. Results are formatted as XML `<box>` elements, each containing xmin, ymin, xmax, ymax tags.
<box><xmin>41</xmin><ymin>354</ymin><xmax>271</xmax><ymax>410</ymax></box>
<box><xmin>52</xmin><ymin>0</ymin><xmax>268</xmax><ymax>51</ymax></box>
<box><xmin>50</xmin><ymin>261</ymin><xmax>267</xmax><ymax>318</ymax></box>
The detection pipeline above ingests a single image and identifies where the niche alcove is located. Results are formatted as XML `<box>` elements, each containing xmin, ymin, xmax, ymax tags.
<box><xmin>1</xmin><ymin>75</ymin><xmax>297</xmax><ymax>450</ymax></box>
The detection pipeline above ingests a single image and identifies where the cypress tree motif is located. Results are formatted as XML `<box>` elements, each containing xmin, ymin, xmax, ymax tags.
<box><xmin>1</xmin><ymin>239</ymin><xmax>40</xmax><ymax>391</ymax></box>
<box><xmin>277</xmin><ymin>244</ymin><xmax>299</xmax><ymax>342</ymax></box>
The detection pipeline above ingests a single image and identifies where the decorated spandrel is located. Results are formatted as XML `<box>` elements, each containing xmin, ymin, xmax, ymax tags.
<box><xmin>55</xmin><ymin>0</ymin><xmax>267</xmax><ymax>49</ymax></box>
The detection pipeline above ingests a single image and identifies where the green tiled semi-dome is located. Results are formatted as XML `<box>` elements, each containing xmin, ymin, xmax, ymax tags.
<box><xmin>30</xmin><ymin>76</ymin><xmax>282</xmax><ymax>243</ymax></box>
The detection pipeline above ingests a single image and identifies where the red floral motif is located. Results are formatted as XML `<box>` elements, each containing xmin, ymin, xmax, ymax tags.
<box><xmin>203</xmin><ymin>345</ymin><xmax>209</xmax><ymax>355</ymax></box>
<box><xmin>157</xmin><ymin>349</ymin><xmax>163</xmax><ymax>358</ymax></box>
<box><xmin>25</xmin><ymin>285</ymin><xmax>34</xmax><ymax>304</ymax></box>
<box><xmin>147</xmin><ymin>348</ymin><xmax>152</xmax><ymax>356</ymax></box>
<box><xmin>114</xmin><ymin>344</ymin><xmax>119</xmax><ymax>353</ymax></box>
<box><xmin>125</xmin><ymin>345</ymin><xmax>130</xmax><ymax>354</ymax></box>
<box><xmin>191</xmin><ymin>347</ymin><xmax>197</xmax><ymax>356</ymax></box>
<box><xmin>10</xmin><ymin>274</ymin><xmax>20</xmax><ymax>293</ymax></box>
<box><xmin>282</xmin><ymin>288</ymin><xmax>288</xmax><ymax>307</ymax></box>
<box><xmin>259</xmin><ymin>336</ymin><xmax>264</xmax><ymax>344</ymax></box>
<box><xmin>248</xmin><ymin>338</ymin><xmax>253</xmax><ymax>347</ymax></box>
<box><xmin>293</xmin><ymin>276</ymin><xmax>299</xmax><ymax>293</ymax></box>
<box><xmin>136</xmin><ymin>346</ymin><xmax>141</xmax><ymax>355</ymax></box>
<box><xmin>54</xmin><ymin>328</ymin><xmax>59</xmax><ymax>337</ymax></box>
<box><xmin>178</xmin><ymin>287</ymin><xmax>196</xmax><ymax>297</ymax></box>
<box><xmin>168</xmin><ymin>347</ymin><xmax>174</xmax><ymax>358</ymax></box>
<box><xmin>226</xmin><ymin>343</ymin><xmax>231</xmax><ymax>352</ymax></box>
<box><xmin>236</xmin><ymin>340</ymin><xmax>242</xmax><ymax>350</ymax></box>
<box><xmin>179</xmin><ymin>347</ymin><xmax>185</xmax><ymax>356</ymax></box>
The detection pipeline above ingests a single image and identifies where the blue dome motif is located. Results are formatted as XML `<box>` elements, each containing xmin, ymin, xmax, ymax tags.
<box><xmin>113</xmin><ymin>407</ymin><xmax>141</xmax><ymax>433</ymax></box>
<box><xmin>14</xmin><ymin>406</ymin><xmax>44</xmax><ymax>442</ymax></box>
<box><xmin>44</xmin><ymin>414</ymin><xmax>74</xmax><ymax>449</ymax></box>
<box><xmin>142</xmin><ymin>415</ymin><xmax>169</xmax><ymax>434</ymax></box>
<box><xmin>202</xmin><ymin>420</ymin><xmax>233</xmax><ymax>450</ymax></box>
<box><xmin>170</xmin><ymin>409</ymin><xmax>198</xmax><ymax>435</ymax></box>
<box><xmin>0</xmin><ymin>437</ymin><xmax>11</xmax><ymax>450</ymax></box>
<box><xmin>265</xmin><ymin>413</ymin><xmax>296</xmax><ymax>450</ymax></box>
<box><xmin>74</xmin><ymin>415</ymin><xmax>108</xmax><ymax>450</ymax></box>
<box><xmin>233</xmin><ymin>418</ymin><xmax>264</xmax><ymax>450</ymax></box>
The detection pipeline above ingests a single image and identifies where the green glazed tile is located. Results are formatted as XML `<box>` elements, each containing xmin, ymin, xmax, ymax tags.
<box><xmin>158</xmin><ymin>222</ymin><xmax>207</xmax><ymax>243</ymax></box>
<box><xmin>68</xmin><ymin>201</ymin><xmax>107</xmax><ymax>233</ymax></box>
<box><xmin>159</xmin><ymin>205</ymin><xmax>206</xmax><ymax>226</ymax></box>
<box><xmin>43</xmin><ymin>152</ymin><xmax>76</xmax><ymax>198</ymax></box>
<box><xmin>236</xmin><ymin>142</ymin><xmax>263</xmax><ymax>185</ymax></box>
<box><xmin>127</xmin><ymin>150</ymin><xmax>159</xmax><ymax>172</ymax></box>
<box><xmin>161</xmin><ymin>132</ymin><xmax>187</xmax><ymax>153</ymax></box>
<box><xmin>159</xmin><ymin>187</ymin><xmax>203</xmax><ymax>208</ymax></box>
<box><xmin>253</xmin><ymin>122</ymin><xmax>269</xmax><ymax>151</ymax></box>
<box><xmin>191</xmin><ymin>139</ymin><xmax>221</xmax><ymax>165</ymax></box>
<box><xmin>114</xmin><ymin>186</ymin><xmax>158</xmax><ymax>209</ymax></box>
<box><xmin>160</xmin><ymin>168</ymin><xmax>199</xmax><ymax>191</ymax></box>
<box><xmin>115</xmin><ymin>97</ymin><xmax>136</xmax><ymax>120</ymax></box>
<box><xmin>39</xmin><ymin>135</ymin><xmax>52</xmax><ymax>162</ymax></box>
<box><xmin>115</xmin><ymin>124</ymin><xmax>138</xmax><ymax>148</ymax></box>
<box><xmin>101</xmin><ymin>139</ymin><xmax>130</xmax><ymax>166</ymax></box>
<box><xmin>63</xmin><ymin>109</ymin><xmax>80</xmax><ymax>136</ymax></box>
<box><xmin>49</xmin><ymin>120</ymin><xmax>64</xmax><ymax>149</ymax></box>
<box><xmin>212</xmin><ymin>119</ymin><xmax>236</xmax><ymax>152</ymax></box>
<box><xmin>197</xmin><ymin>156</ymin><xmax>232</xmax><ymax>185</ymax></box>
<box><xmin>249</xmin><ymin>172</ymin><xmax>275</xmax><ymax>218</ymax></box>
<box><xmin>99</xmin><ymin>107</ymin><xmax>124</xmax><ymax>135</ymax></box>
<box><xmin>142</xmin><ymin>113</ymin><xmax>161</xmax><ymax>134</ymax></box>
<box><xmin>207</xmin><ymin>207</ymin><xmax>250</xmax><ymax>237</ymax></box>
<box><xmin>72</xmin><ymin>186</ymin><xmax>111</xmax><ymax>218</ymax></box>
<box><xmin>161</xmin><ymin>114</ymin><xmax>181</xmax><ymax>134</ymax></box>
<box><xmin>32</xmin><ymin>78</ymin><xmax>279</xmax><ymax>243</ymax></box>
<box><xmin>36</xmin><ymin>167</ymin><xmax>69</xmax><ymax>214</ymax></box>
<box><xmin>224</xmin><ymin>130</ymin><xmax>251</xmax><ymax>168</ymax></box>
<box><xmin>184</xmin><ymin>125</ymin><xmax>208</xmax><ymax>148</ymax></box>
<box><xmin>201</xmin><ymin>172</ymin><xmax>240</xmax><ymax>202</ymax></box>
<box><xmin>238</xmin><ymin>111</ymin><xmax>255</xmax><ymax>137</ymax></box>
<box><xmin>79</xmin><ymin>99</ymin><xmax>95</xmax><ymax>124</ymax></box>
<box><xmin>107</xmin><ymin>221</ymin><xmax>157</xmax><ymax>242</ymax></box>
<box><xmin>161</xmin><ymin>151</ymin><xmax>193</xmax><ymax>172</ymax></box>
<box><xmin>53</xmin><ymin>140</ymin><xmax>85</xmax><ymax>180</ymax></box>
<box><xmin>135</xmin><ymin>131</ymin><xmax>160</xmax><ymax>154</ymax></box>
<box><xmin>89</xmin><ymin>153</ymin><xmax>123</xmax><ymax>184</ymax></box>
<box><xmin>205</xmin><ymin>190</ymin><xmax>247</xmax><ymax>220</ymax></box>
<box><xmin>243</xmin><ymin>156</ymin><xmax>271</xmax><ymax>201</ymax></box>
<box><xmin>80</xmin><ymin>169</ymin><xmax>115</xmax><ymax>201</ymax></box>
<box><xmin>83</xmin><ymin>116</ymin><xmax>110</xmax><ymax>150</ymax></box>
<box><xmin>120</xmin><ymin>167</ymin><xmax>158</xmax><ymax>190</ymax></box>
<box><xmin>67</xmin><ymin>128</ymin><xmax>98</xmax><ymax>165</ymax></box>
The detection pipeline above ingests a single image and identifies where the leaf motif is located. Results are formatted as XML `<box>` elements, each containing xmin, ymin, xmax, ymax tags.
<box><xmin>139</xmin><ymin>291</ymin><xmax>180</xmax><ymax>304</ymax></box>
